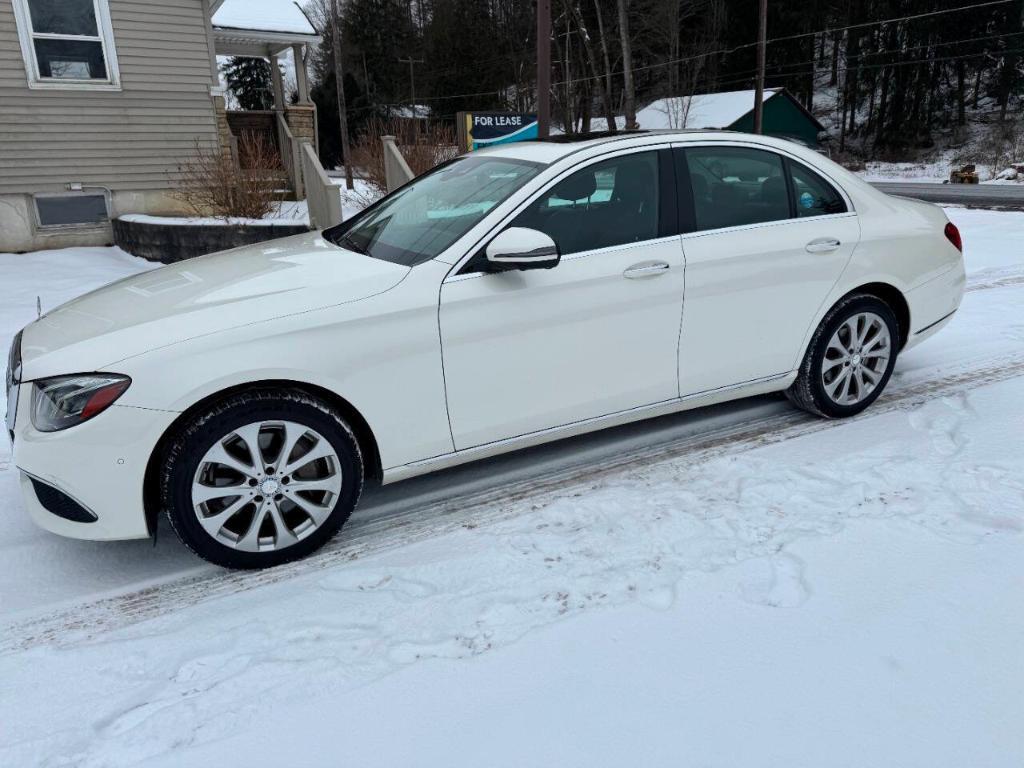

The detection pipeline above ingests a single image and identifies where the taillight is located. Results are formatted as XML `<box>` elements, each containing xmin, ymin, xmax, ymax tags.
<box><xmin>944</xmin><ymin>221</ymin><xmax>962</xmax><ymax>252</ymax></box>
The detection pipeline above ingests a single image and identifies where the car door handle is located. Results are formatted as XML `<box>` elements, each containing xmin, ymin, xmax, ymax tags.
<box><xmin>623</xmin><ymin>261</ymin><xmax>671</xmax><ymax>278</ymax></box>
<box><xmin>805</xmin><ymin>238</ymin><xmax>842</xmax><ymax>253</ymax></box>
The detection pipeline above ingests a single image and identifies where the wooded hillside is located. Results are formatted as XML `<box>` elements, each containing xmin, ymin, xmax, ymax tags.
<box><xmin>300</xmin><ymin>0</ymin><xmax>1024</xmax><ymax>166</ymax></box>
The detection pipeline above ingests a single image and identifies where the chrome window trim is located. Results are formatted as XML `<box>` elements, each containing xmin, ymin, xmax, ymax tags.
<box><xmin>444</xmin><ymin>142</ymin><xmax>674</xmax><ymax>281</ymax></box>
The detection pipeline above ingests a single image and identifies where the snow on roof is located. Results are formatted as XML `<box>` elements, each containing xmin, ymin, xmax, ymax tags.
<box><xmin>391</xmin><ymin>104</ymin><xmax>430</xmax><ymax>119</ymax></box>
<box><xmin>589</xmin><ymin>88</ymin><xmax>781</xmax><ymax>132</ymax></box>
<box><xmin>212</xmin><ymin>0</ymin><xmax>317</xmax><ymax>36</ymax></box>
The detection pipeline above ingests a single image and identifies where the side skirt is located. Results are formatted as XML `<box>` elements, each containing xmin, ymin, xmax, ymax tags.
<box><xmin>382</xmin><ymin>371</ymin><xmax>796</xmax><ymax>484</ymax></box>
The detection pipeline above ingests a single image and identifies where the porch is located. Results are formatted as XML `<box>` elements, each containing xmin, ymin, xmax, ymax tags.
<box><xmin>212</xmin><ymin>23</ymin><xmax>318</xmax><ymax>199</ymax></box>
<box><xmin>209</xmin><ymin>4</ymin><xmax>339</xmax><ymax>228</ymax></box>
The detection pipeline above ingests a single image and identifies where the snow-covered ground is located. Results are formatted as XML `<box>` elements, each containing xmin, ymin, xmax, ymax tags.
<box><xmin>856</xmin><ymin>157</ymin><xmax>960</xmax><ymax>183</ymax></box>
<box><xmin>855</xmin><ymin>156</ymin><xmax>1024</xmax><ymax>184</ymax></box>
<box><xmin>1</xmin><ymin>209</ymin><xmax>1023</xmax><ymax>767</ymax></box>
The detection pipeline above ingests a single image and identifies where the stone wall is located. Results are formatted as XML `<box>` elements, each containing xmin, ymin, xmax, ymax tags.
<box><xmin>285</xmin><ymin>105</ymin><xmax>316</xmax><ymax>145</ymax></box>
<box><xmin>212</xmin><ymin>93</ymin><xmax>236</xmax><ymax>166</ymax></box>
<box><xmin>112</xmin><ymin>217</ymin><xmax>310</xmax><ymax>263</ymax></box>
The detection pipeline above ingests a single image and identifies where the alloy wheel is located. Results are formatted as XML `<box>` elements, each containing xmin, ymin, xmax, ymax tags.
<box><xmin>191</xmin><ymin>420</ymin><xmax>343</xmax><ymax>552</ymax></box>
<box><xmin>820</xmin><ymin>311</ymin><xmax>892</xmax><ymax>406</ymax></box>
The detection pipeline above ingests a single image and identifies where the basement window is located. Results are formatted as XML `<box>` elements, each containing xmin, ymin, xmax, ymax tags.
<box><xmin>34</xmin><ymin>193</ymin><xmax>109</xmax><ymax>229</ymax></box>
<box><xmin>12</xmin><ymin>0</ymin><xmax>121</xmax><ymax>90</ymax></box>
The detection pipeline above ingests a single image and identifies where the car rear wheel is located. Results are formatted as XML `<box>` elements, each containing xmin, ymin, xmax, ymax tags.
<box><xmin>787</xmin><ymin>294</ymin><xmax>899</xmax><ymax>418</ymax></box>
<box><xmin>161</xmin><ymin>389</ymin><xmax>363</xmax><ymax>569</ymax></box>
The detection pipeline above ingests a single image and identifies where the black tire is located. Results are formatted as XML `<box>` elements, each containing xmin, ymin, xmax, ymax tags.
<box><xmin>786</xmin><ymin>293</ymin><xmax>900</xmax><ymax>419</ymax></box>
<box><xmin>161</xmin><ymin>389</ymin><xmax>363</xmax><ymax>569</ymax></box>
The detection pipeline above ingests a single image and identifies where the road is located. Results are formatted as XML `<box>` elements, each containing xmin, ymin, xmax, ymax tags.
<box><xmin>870</xmin><ymin>181</ymin><xmax>1024</xmax><ymax>208</ymax></box>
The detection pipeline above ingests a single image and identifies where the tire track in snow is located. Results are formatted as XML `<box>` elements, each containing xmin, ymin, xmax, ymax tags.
<box><xmin>3</xmin><ymin>351</ymin><xmax>1024</xmax><ymax>654</ymax></box>
<box><xmin>966</xmin><ymin>265</ymin><xmax>1024</xmax><ymax>292</ymax></box>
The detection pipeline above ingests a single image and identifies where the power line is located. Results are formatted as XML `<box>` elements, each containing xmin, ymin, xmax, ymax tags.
<box><xmin>339</xmin><ymin>0</ymin><xmax>1019</xmax><ymax>114</ymax></box>
<box><xmin>694</xmin><ymin>30</ymin><xmax>1024</xmax><ymax>87</ymax></box>
<box><xmin>694</xmin><ymin>46</ymin><xmax>1024</xmax><ymax>95</ymax></box>
<box><xmin>551</xmin><ymin>0</ymin><xmax>1017</xmax><ymax>92</ymax></box>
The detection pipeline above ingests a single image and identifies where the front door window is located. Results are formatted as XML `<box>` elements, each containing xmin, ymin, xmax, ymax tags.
<box><xmin>512</xmin><ymin>151</ymin><xmax>661</xmax><ymax>255</ymax></box>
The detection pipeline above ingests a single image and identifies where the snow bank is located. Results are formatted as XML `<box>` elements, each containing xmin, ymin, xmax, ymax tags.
<box><xmin>118</xmin><ymin>213</ymin><xmax>308</xmax><ymax>227</ymax></box>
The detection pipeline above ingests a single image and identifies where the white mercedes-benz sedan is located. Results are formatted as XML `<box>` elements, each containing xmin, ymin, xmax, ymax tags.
<box><xmin>6</xmin><ymin>131</ymin><xmax>965</xmax><ymax>568</ymax></box>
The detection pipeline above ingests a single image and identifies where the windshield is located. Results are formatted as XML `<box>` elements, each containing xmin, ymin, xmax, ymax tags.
<box><xmin>324</xmin><ymin>155</ymin><xmax>544</xmax><ymax>267</ymax></box>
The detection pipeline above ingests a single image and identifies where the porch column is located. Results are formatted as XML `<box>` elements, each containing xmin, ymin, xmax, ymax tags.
<box><xmin>269</xmin><ymin>50</ymin><xmax>286</xmax><ymax>111</ymax></box>
<box><xmin>285</xmin><ymin>44</ymin><xmax>317</xmax><ymax>155</ymax></box>
<box><xmin>293</xmin><ymin>44</ymin><xmax>311</xmax><ymax>104</ymax></box>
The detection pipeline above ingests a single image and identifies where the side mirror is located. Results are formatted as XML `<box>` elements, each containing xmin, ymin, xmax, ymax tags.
<box><xmin>485</xmin><ymin>227</ymin><xmax>560</xmax><ymax>271</ymax></box>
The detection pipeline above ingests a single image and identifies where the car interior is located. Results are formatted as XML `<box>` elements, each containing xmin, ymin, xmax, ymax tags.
<box><xmin>688</xmin><ymin>151</ymin><xmax>791</xmax><ymax>231</ymax></box>
<box><xmin>514</xmin><ymin>153</ymin><xmax>660</xmax><ymax>255</ymax></box>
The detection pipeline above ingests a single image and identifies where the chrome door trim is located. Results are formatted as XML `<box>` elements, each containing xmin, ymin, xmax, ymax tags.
<box><xmin>443</xmin><ymin>142</ymin><xmax>676</xmax><ymax>280</ymax></box>
<box><xmin>669</xmin><ymin>138</ymin><xmax>858</xmax><ymax>214</ymax></box>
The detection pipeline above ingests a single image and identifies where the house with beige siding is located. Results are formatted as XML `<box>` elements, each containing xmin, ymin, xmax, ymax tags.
<box><xmin>0</xmin><ymin>0</ymin><xmax>321</xmax><ymax>252</ymax></box>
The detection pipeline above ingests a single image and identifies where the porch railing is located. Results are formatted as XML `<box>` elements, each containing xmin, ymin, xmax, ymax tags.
<box><xmin>382</xmin><ymin>135</ymin><xmax>415</xmax><ymax>191</ymax></box>
<box><xmin>276</xmin><ymin>112</ymin><xmax>304</xmax><ymax>199</ymax></box>
<box><xmin>301</xmin><ymin>143</ymin><xmax>343</xmax><ymax>229</ymax></box>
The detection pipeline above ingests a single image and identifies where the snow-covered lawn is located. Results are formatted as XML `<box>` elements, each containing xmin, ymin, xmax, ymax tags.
<box><xmin>1</xmin><ymin>209</ymin><xmax>1023</xmax><ymax>767</ymax></box>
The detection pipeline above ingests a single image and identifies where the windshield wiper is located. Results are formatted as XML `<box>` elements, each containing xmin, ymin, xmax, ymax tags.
<box><xmin>337</xmin><ymin>231</ymin><xmax>367</xmax><ymax>255</ymax></box>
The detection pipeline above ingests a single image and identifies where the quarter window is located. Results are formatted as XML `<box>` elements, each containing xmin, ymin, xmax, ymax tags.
<box><xmin>789</xmin><ymin>161</ymin><xmax>847</xmax><ymax>217</ymax></box>
<box><xmin>512</xmin><ymin>151</ymin><xmax>660</xmax><ymax>255</ymax></box>
<box><xmin>12</xmin><ymin>0</ymin><xmax>120</xmax><ymax>88</ymax></box>
<box><xmin>685</xmin><ymin>146</ymin><xmax>789</xmax><ymax>231</ymax></box>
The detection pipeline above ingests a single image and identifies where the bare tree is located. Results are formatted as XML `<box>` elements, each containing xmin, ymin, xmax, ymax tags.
<box><xmin>617</xmin><ymin>0</ymin><xmax>637</xmax><ymax>129</ymax></box>
<box><xmin>567</xmin><ymin>1</ymin><xmax>615</xmax><ymax>132</ymax></box>
<box><xmin>330</xmin><ymin>0</ymin><xmax>354</xmax><ymax>189</ymax></box>
<box><xmin>593</xmin><ymin>0</ymin><xmax>616</xmax><ymax>131</ymax></box>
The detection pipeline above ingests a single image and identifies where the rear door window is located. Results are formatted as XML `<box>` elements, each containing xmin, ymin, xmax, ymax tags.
<box><xmin>684</xmin><ymin>146</ymin><xmax>789</xmax><ymax>231</ymax></box>
<box><xmin>788</xmin><ymin>161</ymin><xmax>847</xmax><ymax>217</ymax></box>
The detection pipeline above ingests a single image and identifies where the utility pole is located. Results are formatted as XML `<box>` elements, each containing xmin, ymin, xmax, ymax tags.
<box><xmin>330</xmin><ymin>0</ymin><xmax>353</xmax><ymax>189</ymax></box>
<box><xmin>397</xmin><ymin>56</ymin><xmax>424</xmax><ymax>116</ymax></box>
<box><xmin>560</xmin><ymin>23</ymin><xmax>572</xmax><ymax>132</ymax></box>
<box><xmin>536</xmin><ymin>0</ymin><xmax>551</xmax><ymax>138</ymax></box>
<box><xmin>618</xmin><ymin>0</ymin><xmax>637</xmax><ymax>129</ymax></box>
<box><xmin>752</xmin><ymin>0</ymin><xmax>767</xmax><ymax>134</ymax></box>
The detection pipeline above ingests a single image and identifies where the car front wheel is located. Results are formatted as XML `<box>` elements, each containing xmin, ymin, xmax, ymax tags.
<box><xmin>787</xmin><ymin>294</ymin><xmax>900</xmax><ymax>418</ymax></box>
<box><xmin>161</xmin><ymin>389</ymin><xmax>363</xmax><ymax>569</ymax></box>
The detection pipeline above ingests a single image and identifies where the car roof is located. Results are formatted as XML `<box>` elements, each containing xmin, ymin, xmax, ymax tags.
<box><xmin>475</xmin><ymin>129</ymin><xmax>800</xmax><ymax>165</ymax></box>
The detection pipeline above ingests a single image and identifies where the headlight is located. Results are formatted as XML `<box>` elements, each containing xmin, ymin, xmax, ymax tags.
<box><xmin>31</xmin><ymin>374</ymin><xmax>131</xmax><ymax>432</ymax></box>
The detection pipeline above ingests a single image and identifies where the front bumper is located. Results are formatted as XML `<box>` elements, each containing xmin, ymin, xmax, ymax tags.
<box><xmin>10</xmin><ymin>385</ymin><xmax>177</xmax><ymax>540</ymax></box>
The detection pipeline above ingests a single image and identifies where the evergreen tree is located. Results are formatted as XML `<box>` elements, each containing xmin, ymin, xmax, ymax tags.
<box><xmin>221</xmin><ymin>56</ymin><xmax>275</xmax><ymax>111</ymax></box>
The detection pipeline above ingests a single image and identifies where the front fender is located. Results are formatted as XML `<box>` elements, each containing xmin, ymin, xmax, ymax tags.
<box><xmin>107</xmin><ymin>262</ymin><xmax>455</xmax><ymax>471</ymax></box>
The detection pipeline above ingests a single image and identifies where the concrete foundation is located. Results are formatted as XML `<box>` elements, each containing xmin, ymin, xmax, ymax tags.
<box><xmin>0</xmin><ymin>189</ymin><xmax>193</xmax><ymax>253</ymax></box>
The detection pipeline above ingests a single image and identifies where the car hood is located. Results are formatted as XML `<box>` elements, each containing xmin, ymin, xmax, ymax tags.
<box><xmin>19</xmin><ymin>231</ymin><xmax>410</xmax><ymax>379</ymax></box>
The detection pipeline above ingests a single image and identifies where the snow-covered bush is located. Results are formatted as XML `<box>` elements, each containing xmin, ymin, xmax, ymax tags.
<box><xmin>977</xmin><ymin>122</ymin><xmax>1024</xmax><ymax>180</ymax></box>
